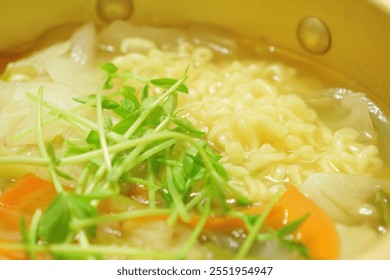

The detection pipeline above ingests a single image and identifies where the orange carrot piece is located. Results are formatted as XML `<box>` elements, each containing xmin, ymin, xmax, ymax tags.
<box><xmin>0</xmin><ymin>174</ymin><xmax>56</xmax><ymax>259</ymax></box>
<box><xmin>0</xmin><ymin>206</ymin><xmax>29</xmax><ymax>233</ymax></box>
<box><xmin>0</xmin><ymin>174</ymin><xmax>56</xmax><ymax>214</ymax></box>
<box><xmin>186</xmin><ymin>186</ymin><xmax>339</xmax><ymax>259</ymax></box>
<box><xmin>265</xmin><ymin>186</ymin><xmax>339</xmax><ymax>260</ymax></box>
<box><xmin>0</xmin><ymin>206</ymin><xmax>29</xmax><ymax>259</ymax></box>
<box><xmin>101</xmin><ymin>185</ymin><xmax>339</xmax><ymax>259</ymax></box>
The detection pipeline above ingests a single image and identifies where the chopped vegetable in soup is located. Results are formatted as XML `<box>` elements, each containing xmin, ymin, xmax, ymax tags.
<box><xmin>0</xmin><ymin>21</ymin><xmax>389</xmax><ymax>260</ymax></box>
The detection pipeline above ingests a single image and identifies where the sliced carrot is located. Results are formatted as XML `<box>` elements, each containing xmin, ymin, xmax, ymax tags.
<box><xmin>264</xmin><ymin>186</ymin><xmax>339</xmax><ymax>260</ymax></box>
<box><xmin>0</xmin><ymin>206</ymin><xmax>29</xmax><ymax>233</ymax></box>
<box><xmin>135</xmin><ymin>186</ymin><xmax>339</xmax><ymax>259</ymax></box>
<box><xmin>0</xmin><ymin>174</ymin><xmax>56</xmax><ymax>259</ymax></box>
<box><xmin>0</xmin><ymin>174</ymin><xmax>56</xmax><ymax>214</ymax></box>
<box><xmin>190</xmin><ymin>186</ymin><xmax>339</xmax><ymax>259</ymax></box>
<box><xmin>0</xmin><ymin>206</ymin><xmax>29</xmax><ymax>259</ymax></box>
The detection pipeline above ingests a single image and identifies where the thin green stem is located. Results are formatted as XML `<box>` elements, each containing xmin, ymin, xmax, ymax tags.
<box><xmin>126</xmin><ymin>177</ymin><xmax>160</xmax><ymax>192</ymax></box>
<box><xmin>147</xmin><ymin>158</ymin><xmax>157</xmax><ymax>209</ymax></box>
<box><xmin>0</xmin><ymin>242</ymin><xmax>177</xmax><ymax>259</ymax></box>
<box><xmin>235</xmin><ymin>189</ymin><xmax>284</xmax><ymax>259</ymax></box>
<box><xmin>36</xmin><ymin>87</ymin><xmax>63</xmax><ymax>193</ymax></box>
<box><xmin>109</xmin><ymin>145</ymin><xmax>146</xmax><ymax>183</ymax></box>
<box><xmin>165</xmin><ymin>148</ymin><xmax>190</xmax><ymax>223</ymax></box>
<box><xmin>24</xmin><ymin>209</ymin><xmax>42</xmax><ymax>260</ymax></box>
<box><xmin>72</xmin><ymin>208</ymin><xmax>171</xmax><ymax>229</ymax></box>
<box><xmin>76</xmin><ymin>165</ymin><xmax>91</xmax><ymax>195</ymax></box>
<box><xmin>95</xmin><ymin>82</ymin><xmax>112</xmax><ymax>171</ymax></box>
<box><xmin>76</xmin><ymin>230</ymin><xmax>97</xmax><ymax>260</ymax></box>
<box><xmin>179</xmin><ymin>196</ymin><xmax>211</xmax><ymax>258</ymax></box>
<box><xmin>84</xmin><ymin>161</ymin><xmax>108</xmax><ymax>195</ymax></box>
<box><xmin>185</xmin><ymin>189</ymin><xmax>208</xmax><ymax>210</ymax></box>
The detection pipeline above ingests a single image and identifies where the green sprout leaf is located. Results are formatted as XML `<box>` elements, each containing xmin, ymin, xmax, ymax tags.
<box><xmin>163</xmin><ymin>92</ymin><xmax>178</xmax><ymax>116</ymax></box>
<box><xmin>73</xmin><ymin>94</ymin><xmax>96</xmax><ymax>105</ymax></box>
<box><xmin>172</xmin><ymin>117</ymin><xmax>205</xmax><ymax>137</ymax></box>
<box><xmin>39</xmin><ymin>194</ymin><xmax>99</xmax><ymax>243</ymax></box>
<box><xmin>277</xmin><ymin>213</ymin><xmax>310</xmax><ymax>238</ymax></box>
<box><xmin>100</xmin><ymin>62</ymin><xmax>118</xmax><ymax>74</ymax></box>
<box><xmin>141</xmin><ymin>84</ymin><xmax>149</xmax><ymax>100</ymax></box>
<box><xmin>111</xmin><ymin>115</ymin><xmax>137</xmax><ymax>135</ymax></box>
<box><xmin>85</xmin><ymin>130</ymin><xmax>100</xmax><ymax>147</ymax></box>
<box><xmin>101</xmin><ymin>99</ymin><xmax>119</xmax><ymax>110</ymax></box>
<box><xmin>150</xmin><ymin>78</ymin><xmax>189</xmax><ymax>93</ymax></box>
<box><xmin>39</xmin><ymin>194</ymin><xmax>72</xmax><ymax>243</ymax></box>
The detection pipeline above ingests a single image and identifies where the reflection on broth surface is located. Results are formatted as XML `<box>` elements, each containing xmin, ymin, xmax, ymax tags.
<box><xmin>0</xmin><ymin>21</ymin><xmax>389</xmax><ymax>260</ymax></box>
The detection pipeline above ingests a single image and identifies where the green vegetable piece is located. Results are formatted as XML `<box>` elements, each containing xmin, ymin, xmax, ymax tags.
<box><xmin>103</xmin><ymin>115</ymin><xmax>113</xmax><ymax>130</ymax></box>
<box><xmin>100</xmin><ymin>62</ymin><xmax>118</xmax><ymax>74</ymax></box>
<box><xmin>172</xmin><ymin>117</ymin><xmax>205</xmax><ymax>137</ymax></box>
<box><xmin>67</xmin><ymin>195</ymin><xmax>99</xmax><ymax>238</ymax></box>
<box><xmin>172</xmin><ymin>165</ymin><xmax>189</xmax><ymax>194</ymax></box>
<box><xmin>46</xmin><ymin>143</ymin><xmax>60</xmax><ymax>165</ymax></box>
<box><xmin>113</xmin><ymin>107</ymin><xmax>131</xmax><ymax>119</ymax></box>
<box><xmin>111</xmin><ymin>115</ymin><xmax>137</xmax><ymax>135</ymax></box>
<box><xmin>101</xmin><ymin>99</ymin><xmax>119</xmax><ymax>109</ymax></box>
<box><xmin>144</xmin><ymin>106</ymin><xmax>164</xmax><ymax>126</ymax></box>
<box><xmin>208</xmin><ymin>153</ymin><xmax>228</xmax><ymax>182</ymax></box>
<box><xmin>64</xmin><ymin>140</ymin><xmax>94</xmax><ymax>156</ymax></box>
<box><xmin>73</xmin><ymin>94</ymin><xmax>96</xmax><ymax>104</ymax></box>
<box><xmin>141</xmin><ymin>84</ymin><xmax>149</xmax><ymax>100</ymax></box>
<box><xmin>141</xmin><ymin>96</ymin><xmax>158</xmax><ymax>109</ymax></box>
<box><xmin>183</xmin><ymin>153</ymin><xmax>206</xmax><ymax>181</ymax></box>
<box><xmin>280</xmin><ymin>239</ymin><xmax>309</xmax><ymax>259</ymax></box>
<box><xmin>54</xmin><ymin>167</ymin><xmax>74</xmax><ymax>181</ymax></box>
<box><xmin>183</xmin><ymin>144</ymin><xmax>206</xmax><ymax>180</ymax></box>
<box><xmin>121</xmin><ymin>87</ymin><xmax>140</xmax><ymax>110</ymax></box>
<box><xmin>52</xmin><ymin>252</ymin><xmax>103</xmax><ymax>261</ymax></box>
<box><xmin>39</xmin><ymin>194</ymin><xmax>99</xmax><ymax>244</ymax></box>
<box><xmin>121</xmin><ymin>99</ymin><xmax>137</xmax><ymax>112</ymax></box>
<box><xmin>103</xmin><ymin>78</ymin><xmax>114</xmax><ymax>90</ymax></box>
<box><xmin>163</xmin><ymin>92</ymin><xmax>178</xmax><ymax>116</ymax></box>
<box><xmin>243</xmin><ymin>214</ymin><xmax>259</xmax><ymax>227</ymax></box>
<box><xmin>277</xmin><ymin>213</ymin><xmax>310</xmax><ymax>238</ymax></box>
<box><xmin>39</xmin><ymin>194</ymin><xmax>72</xmax><ymax>243</ymax></box>
<box><xmin>268</xmin><ymin>213</ymin><xmax>310</xmax><ymax>259</ymax></box>
<box><xmin>86</xmin><ymin>130</ymin><xmax>100</xmax><ymax>147</ymax></box>
<box><xmin>150</xmin><ymin>78</ymin><xmax>189</xmax><ymax>93</ymax></box>
<box><xmin>122</xmin><ymin>86</ymin><xmax>137</xmax><ymax>99</ymax></box>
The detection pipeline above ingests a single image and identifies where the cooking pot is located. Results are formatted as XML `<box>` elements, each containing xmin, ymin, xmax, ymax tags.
<box><xmin>0</xmin><ymin>0</ymin><xmax>389</xmax><ymax>259</ymax></box>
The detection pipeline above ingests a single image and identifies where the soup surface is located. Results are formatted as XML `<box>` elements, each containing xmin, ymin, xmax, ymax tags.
<box><xmin>0</xmin><ymin>21</ymin><xmax>390</xmax><ymax>260</ymax></box>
